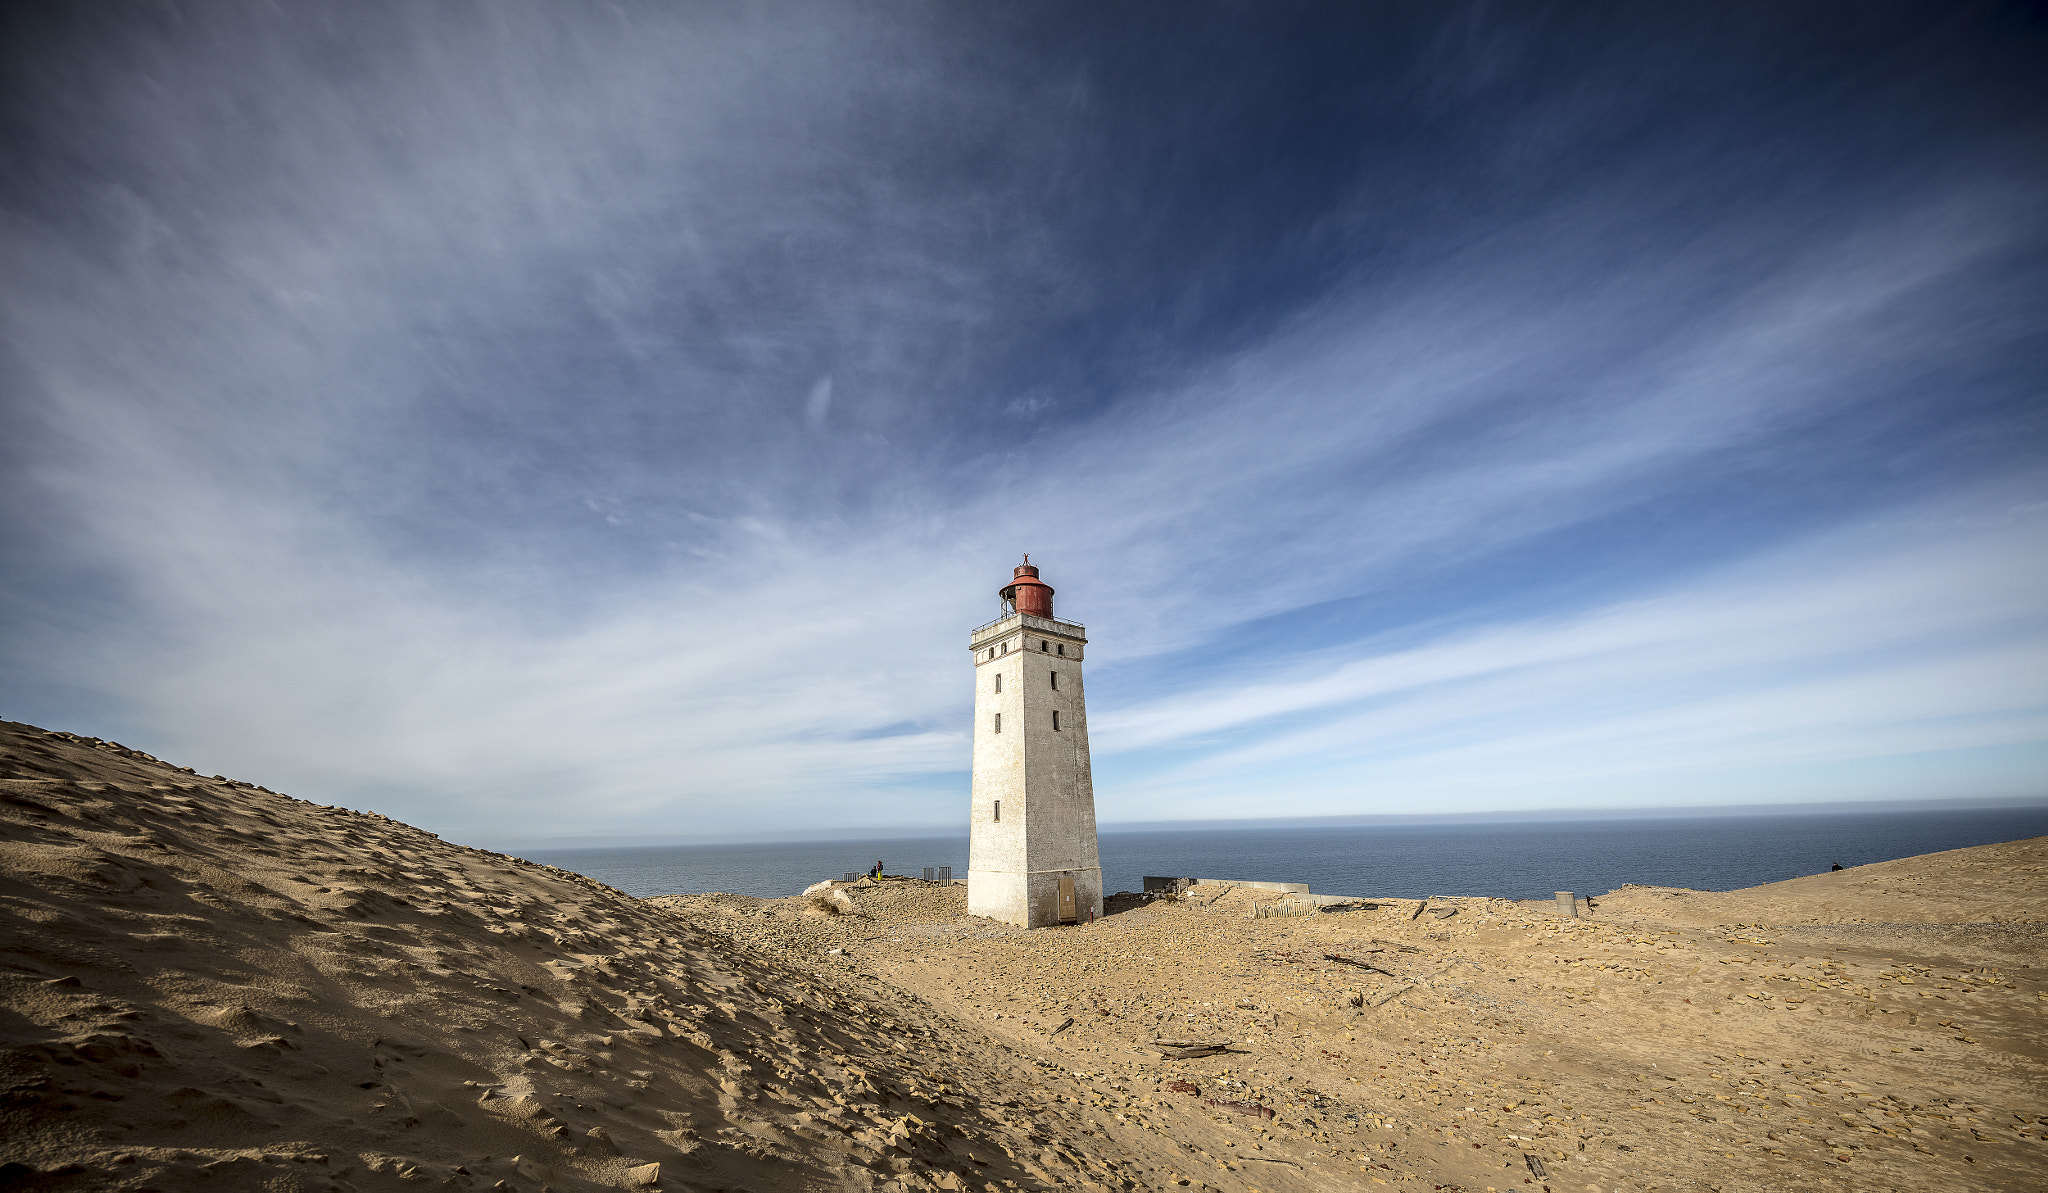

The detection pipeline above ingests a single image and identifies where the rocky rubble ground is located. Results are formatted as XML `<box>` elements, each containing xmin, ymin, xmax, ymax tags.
<box><xmin>662</xmin><ymin>861</ymin><xmax>2048</xmax><ymax>1192</ymax></box>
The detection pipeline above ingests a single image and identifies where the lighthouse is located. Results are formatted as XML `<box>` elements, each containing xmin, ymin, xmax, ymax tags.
<box><xmin>967</xmin><ymin>557</ymin><xmax>1102</xmax><ymax>928</ymax></box>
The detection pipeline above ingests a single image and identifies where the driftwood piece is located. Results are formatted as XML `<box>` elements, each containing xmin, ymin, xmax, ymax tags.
<box><xmin>1524</xmin><ymin>1154</ymin><xmax>1548</xmax><ymax>1178</ymax></box>
<box><xmin>1205</xmin><ymin>1098</ymin><xmax>1275</xmax><ymax>1119</ymax></box>
<box><xmin>1322</xmin><ymin>952</ymin><xmax>1397</xmax><ymax>976</ymax></box>
<box><xmin>1150</xmin><ymin>1039</ymin><xmax>1231</xmax><ymax>1060</ymax></box>
<box><xmin>1049</xmin><ymin>1017</ymin><xmax>1076</xmax><ymax>1037</ymax></box>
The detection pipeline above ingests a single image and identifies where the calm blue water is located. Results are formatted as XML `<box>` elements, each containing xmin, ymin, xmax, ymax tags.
<box><xmin>524</xmin><ymin>806</ymin><xmax>2048</xmax><ymax>903</ymax></box>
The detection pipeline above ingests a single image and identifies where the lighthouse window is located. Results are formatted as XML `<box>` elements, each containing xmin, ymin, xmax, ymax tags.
<box><xmin>1049</xmin><ymin>671</ymin><xmax>1058</xmax><ymax>690</ymax></box>
<box><xmin>994</xmin><ymin>799</ymin><xmax>1000</xmax><ymax>821</ymax></box>
<box><xmin>1052</xmin><ymin>710</ymin><xmax>1061</xmax><ymax>731</ymax></box>
<box><xmin>1057</xmin><ymin>643</ymin><xmax>1066</xmax><ymax>655</ymax></box>
<box><xmin>994</xmin><ymin>713</ymin><xmax>1002</xmax><ymax>733</ymax></box>
<box><xmin>1041</xmin><ymin>640</ymin><xmax>1049</xmax><ymax>652</ymax></box>
<box><xmin>994</xmin><ymin>673</ymin><xmax>1002</xmax><ymax>693</ymax></box>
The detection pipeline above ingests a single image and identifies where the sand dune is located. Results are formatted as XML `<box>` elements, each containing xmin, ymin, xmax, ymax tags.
<box><xmin>0</xmin><ymin>722</ymin><xmax>1145</xmax><ymax>1191</ymax></box>
<box><xmin>4</xmin><ymin>718</ymin><xmax>2044</xmax><ymax>1192</ymax></box>
<box><xmin>1592</xmin><ymin>837</ymin><xmax>2048</xmax><ymax>928</ymax></box>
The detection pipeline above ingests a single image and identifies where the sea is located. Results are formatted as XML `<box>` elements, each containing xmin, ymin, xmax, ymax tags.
<box><xmin>523</xmin><ymin>804</ymin><xmax>2048</xmax><ymax>904</ymax></box>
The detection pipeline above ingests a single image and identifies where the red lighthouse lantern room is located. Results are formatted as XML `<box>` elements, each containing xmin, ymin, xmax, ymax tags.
<box><xmin>1000</xmin><ymin>556</ymin><xmax>1054</xmax><ymax>619</ymax></box>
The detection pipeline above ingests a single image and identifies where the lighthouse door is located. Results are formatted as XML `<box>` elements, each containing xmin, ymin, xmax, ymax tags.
<box><xmin>1057</xmin><ymin>874</ymin><xmax>1077</xmax><ymax>924</ymax></box>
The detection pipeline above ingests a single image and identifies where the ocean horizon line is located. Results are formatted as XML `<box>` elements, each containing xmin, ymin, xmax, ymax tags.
<box><xmin>479</xmin><ymin>793</ymin><xmax>2047</xmax><ymax>854</ymax></box>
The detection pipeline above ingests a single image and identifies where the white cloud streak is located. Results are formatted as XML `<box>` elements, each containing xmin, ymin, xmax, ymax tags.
<box><xmin>1096</xmin><ymin>503</ymin><xmax>2048</xmax><ymax>816</ymax></box>
<box><xmin>3</xmin><ymin>5</ymin><xmax>2043</xmax><ymax>843</ymax></box>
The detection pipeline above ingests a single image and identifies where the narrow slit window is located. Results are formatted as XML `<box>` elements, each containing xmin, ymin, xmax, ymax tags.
<box><xmin>1052</xmin><ymin>710</ymin><xmax>1061</xmax><ymax>731</ymax></box>
<box><xmin>994</xmin><ymin>713</ymin><xmax>1002</xmax><ymax>734</ymax></box>
<box><xmin>994</xmin><ymin>672</ymin><xmax>1002</xmax><ymax>693</ymax></box>
<box><xmin>994</xmin><ymin>799</ymin><xmax>1000</xmax><ymax>822</ymax></box>
<box><xmin>1049</xmin><ymin>671</ymin><xmax>1058</xmax><ymax>690</ymax></box>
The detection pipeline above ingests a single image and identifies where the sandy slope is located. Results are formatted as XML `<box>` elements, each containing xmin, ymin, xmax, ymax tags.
<box><xmin>0</xmin><ymin>722</ymin><xmax>1164</xmax><ymax>1192</ymax></box>
<box><xmin>1590</xmin><ymin>837</ymin><xmax>2048</xmax><ymax>927</ymax></box>
<box><xmin>4</xmin><ymin>717</ymin><xmax>2045</xmax><ymax>1193</ymax></box>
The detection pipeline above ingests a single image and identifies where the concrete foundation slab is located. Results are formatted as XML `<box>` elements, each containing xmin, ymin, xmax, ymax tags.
<box><xmin>1194</xmin><ymin>879</ymin><xmax>1310</xmax><ymax>894</ymax></box>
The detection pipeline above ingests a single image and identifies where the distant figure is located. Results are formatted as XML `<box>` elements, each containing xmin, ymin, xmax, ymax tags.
<box><xmin>1831</xmin><ymin>863</ymin><xmax>1844</xmax><ymax>871</ymax></box>
<box><xmin>871</xmin><ymin>859</ymin><xmax>883</xmax><ymax>879</ymax></box>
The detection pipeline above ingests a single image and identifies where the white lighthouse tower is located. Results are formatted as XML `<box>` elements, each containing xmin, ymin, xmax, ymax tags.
<box><xmin>967</xmin><ymin>557</ymin><xmax>1102</xmax><ymax>928</ymax></box>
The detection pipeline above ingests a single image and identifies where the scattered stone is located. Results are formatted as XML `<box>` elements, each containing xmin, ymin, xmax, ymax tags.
<box><xmin>513</xmin><ymin>1156</ymin><xmax>554</xmax><ymax>1183</ymax></box>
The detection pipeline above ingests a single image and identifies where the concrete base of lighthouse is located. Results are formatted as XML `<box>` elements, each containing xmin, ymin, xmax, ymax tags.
<box><xmin>968</xmin><ymin>866</ymin><xmax>1104</xmax><ymax>929</ymax></box>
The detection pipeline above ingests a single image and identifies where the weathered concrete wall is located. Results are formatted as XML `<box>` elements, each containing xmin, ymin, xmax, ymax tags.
<box><xmin>1252</xmin><ymin>899</ymin><xmax>1316</xmax><ymax>918</ymax></box>
<box><xmin>1195</xmin><ymin>879</ymin><xmax>1310</xmax><ymax>894</ymax></box>
<box><xmin>966</xmin><ymin>614</ymin><xmax>1101</xmax><ymax>928</ymax></box>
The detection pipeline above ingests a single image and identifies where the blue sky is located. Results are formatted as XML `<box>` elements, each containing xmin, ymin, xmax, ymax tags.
<box><xmin>3</xmin><ymin>2</ymin><xmax>2044</xmax><ymax>845</ymax></box>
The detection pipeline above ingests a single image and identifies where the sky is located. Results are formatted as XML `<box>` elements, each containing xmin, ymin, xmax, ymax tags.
<box><xmin>2</xmin><ymin>2</ymin><xmax>2045</xmax><ymax>847</ymax></box>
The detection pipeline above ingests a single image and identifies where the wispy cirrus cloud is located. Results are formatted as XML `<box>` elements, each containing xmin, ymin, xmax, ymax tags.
<box><xmin>1095</xmin><ymin>499</ymin><xmax>2048</xmax><ymax>815</ymax></box>
<box><xmin>2</xmin><ymin>3</ymin><xmax>2043</xmax><ymax>843</ymax></box>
